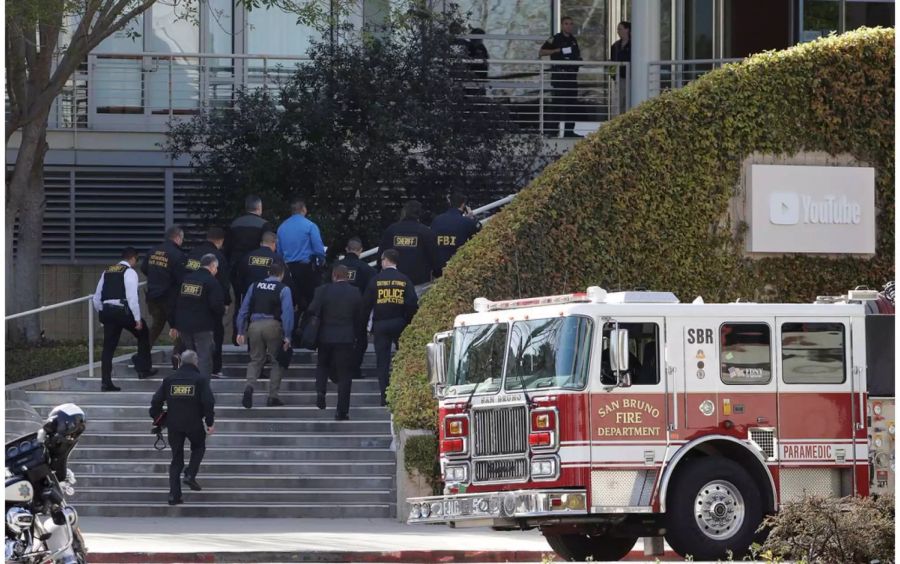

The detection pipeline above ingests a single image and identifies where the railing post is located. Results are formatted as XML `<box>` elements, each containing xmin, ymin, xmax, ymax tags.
<box><xmin>168</xmin><ymin>57</ymin><xmax>174</xmax><ymax>120</ymax></box>
<box><xmin>538</xmin><ymin>63</ymin><xmax>544</xmax><ymax>134</ymax></box>
<box><xmin>88</xmin><ymin>300</ymin><xmax>95</xmax><ymax>379</ymax></box>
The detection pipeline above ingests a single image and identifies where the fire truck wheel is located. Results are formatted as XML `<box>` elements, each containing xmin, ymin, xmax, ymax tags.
<box><xmin>541</xmin><ymin>531</ymin><xmax>637</xmax><ymax>562</ymax></box>
<box><xmin>664</xmin><ymin>456</ymin><xmax>762</xmax><ymax>560</ymax></box>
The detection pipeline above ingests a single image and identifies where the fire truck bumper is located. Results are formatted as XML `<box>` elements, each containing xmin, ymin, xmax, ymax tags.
<box><xmin>406</xmin><ymin>489</ymin><xmax>588</xmax><ymax>525</ymax></box>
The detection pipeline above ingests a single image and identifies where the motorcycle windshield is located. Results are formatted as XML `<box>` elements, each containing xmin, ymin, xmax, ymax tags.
<box><xmin>5</xmin><ymin>400</ymin><xmax>45</xmax><ymax>444</ymax></box>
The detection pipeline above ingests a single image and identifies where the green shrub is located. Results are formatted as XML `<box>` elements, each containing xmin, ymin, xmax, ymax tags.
<box><xmin>5</xmin><ymin>341</ymin><xmax>130</xmax><ymax>384</ymax></box>
<box><xmin>404</xmin><ymin>433</ymin><xmax>441</xmax><ymax>495</ymax></box>
<box><xmin>758</xmin><ymin>495</ymin><xmax>894</xmax><ymax>563</ymax></box>
<box><xmin>389</xmin><ymin>28</ymin><xmax>895</xmax><ymax>430</ymax></box>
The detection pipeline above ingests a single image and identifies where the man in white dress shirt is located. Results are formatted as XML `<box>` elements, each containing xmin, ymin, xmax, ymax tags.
<box><xmin>92</xmin><ymin>246</ymin><xmax>157</xmax><ymax>391</ymax></box>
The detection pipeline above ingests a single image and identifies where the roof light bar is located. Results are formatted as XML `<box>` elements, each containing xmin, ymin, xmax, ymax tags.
<box><xmin>473</xmin><ymin>287</ymin><xmax>609</xmax><ymax>312</ymax></box>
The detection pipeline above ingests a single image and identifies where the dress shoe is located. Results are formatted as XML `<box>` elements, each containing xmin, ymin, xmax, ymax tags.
<box><xmin>334</xmin><ymin>413</ymin><xmax>350</xmax><ymax>421</ymax></box>
<box><xmin>137</xmin><ymin>368</ymin><xmax>158</xmax><ymax>379</ymax></box>
<box><xmin>171</xmin><ymin>353</ymin><xmax>181</xmax><ymax>370</ymax></box>
<box><xmin>182</xmin><ymin>476</ymin><xmax>202</xmax><ymax>491</ymax></box>
<box><xmin>242</xmin><ymin>385</ymin><xmax>253</xmax><ymax>409</ymax></box>
<box><xmin>168</xmin><ymin>494</ymin><xmax>183</xmax><ymax>505</ymax></box>
<box><xmin>316</xmin><ymin>394</ymin><xmax>326</xmax><ymax>410</ymax></box>
<box><xmin>266</xmin><ymin>397</ymin><xmax>285</xmax><ymax>407</ymax></box>
<box><xmin>101</xmin><ymin>383</ymin><xmax>121</xmax><ymax>392</ymax></box>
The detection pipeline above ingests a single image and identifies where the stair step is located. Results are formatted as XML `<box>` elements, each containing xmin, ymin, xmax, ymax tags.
<box><xmin>75</xmin><ymin>419</ymin><xmax>393</xmax><ymax>433</ymax></box>
<box><xmin>68</xmin><ymin>460</ymin><xmax>396</xmax><ymax>476</ymax></box>
<box><xmin>75</xmin><ymin>503</ymin><xmax>394</xmax><ymax>518</ymax></box>
<box><xmin>74</xmin><ymin>474</ymin><xmax>394</xmax><ymax>490</ymax></box>
<box><xmin>29</xmin><ymin>405</ymin><xmax>392</xmax><ymax>420</ymax></box>
<box><xmin>68</xmin><ymin>378</ymin><xmax>382</xmax><ymax>392</ymax></box>
<box><xmin>74</xmin><ymin>489</ymin><xmax>394</xmax><ymax>503</ymax></box>
<box><xmin>70</xmin><ymin>447</ymin><xmax>396</xmax><ymax>462</ymax></box>
<box><xmin>78</xmin><ymin>433</ymin><xmax>392</xmax><ymax>448</ymax></box>
<box><xmin>28</xmin><ymin>391</ymin><xmax>384</xmax><ymax>407</ymax></box>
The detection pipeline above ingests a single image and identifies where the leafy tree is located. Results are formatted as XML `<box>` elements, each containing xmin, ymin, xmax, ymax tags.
<box><xmin>6</xmin><ymin>0</ymin><xmax>345</xmax><ymax>342</ymax></box>
<box><xmin>165</xmin><ymin>4</ymin><xmax>546</xmax><ymax>254</ymax></box>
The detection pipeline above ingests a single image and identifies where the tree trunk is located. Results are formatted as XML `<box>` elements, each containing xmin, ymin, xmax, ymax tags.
<box><xmin>8</xmin><ymin>114</ymin><xmax>49</xmax><ymax>342</ymax></box>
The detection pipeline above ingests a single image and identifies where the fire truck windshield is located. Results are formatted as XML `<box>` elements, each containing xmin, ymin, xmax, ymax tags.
<box><xmin>446</xmin><ymin>323</ymin><xmax>508</xmax><ymax>396</ymax></box>
<box><xmin>506</xmin><ymin>316</ymin><xmax>593</xmax><ymax>391</ymax></box>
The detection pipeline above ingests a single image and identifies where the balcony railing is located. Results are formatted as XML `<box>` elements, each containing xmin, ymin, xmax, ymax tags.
<box><xmin>43</xmin><ymin>53</ymin><xmax>629</xmax><ymax>136</ymax></box>
<box><xmin>647</xmin><ymin>58</ymin><xmax>743</xmax><ymax>98</ymax></box>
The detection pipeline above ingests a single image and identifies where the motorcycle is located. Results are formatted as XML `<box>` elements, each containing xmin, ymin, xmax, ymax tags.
<box><xmin>5</xmin><ymin>403</ymin><xmax>87</xmax><ymax>563</ymax></box>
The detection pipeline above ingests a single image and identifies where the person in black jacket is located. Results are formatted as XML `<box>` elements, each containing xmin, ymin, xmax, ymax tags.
<box><xmin>540</xmin><ymin>16</ymin><xmax>583</xmax><ymax>137</ymax></box>
<box><xmin>225</xmin><ymin>195</ymin><xmax>273</xmax><ymax>343</ymax></box>
<box><xmin>185</xmin><ymin>227</ymin><xmax>231</xmax><ymax>378</ymax></box>
<box><xmin>333</xmin><ymin>237</ymin><xmax>377</xmax><ymax>378</ymax></box>
<box><xmin>431</xmin><ymin>192</ymin><xmax>479</xmax><ymax>272</ymax></box>
<box><xmin>149</xmin><ymin>350</ymin><xmax>215</xmax><ymax>505</ymax></box>
<box><xmin>363</xmin><ymin>249</ymin><xmax>418</xmax><ymax>406</ymax></box>
<box><xmin>169</xmin><ymin>254</ymin><xmax>225</xmax><ymax>379</ymax></box>
<box><xmin>307</xmin><ymin>265</ymin><xmax>365</xmax><ymax>420</ymax></box>
<box><xmin>141</xmin><ymin>226</ymin><xmax>187</xmax><ymax>349</ymax></box>
<box><xmin>92</xmin><ymin>246</ymin><xmax>157</xmax><ymax>390</ymax></box>
<box><xmin>610</xmin><ymin>21</ymin><xmax>631</xmax><ymax>114</ymax></box>
<box><xmin>235</xmin><ymin>232</ymin><xmax>293</xmax><ymax>336</ymax></box>
<box><xmin>377</xmin><ymin>201</ymin><xmax>439</xmax><ymax>285</ymax></box>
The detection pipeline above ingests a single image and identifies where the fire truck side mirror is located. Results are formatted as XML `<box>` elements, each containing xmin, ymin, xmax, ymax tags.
<box><xmin>427</xmin><ymin>331</ymin><xmax>452</xmax><ymax>397</ymax></box>
<box><xmin>609</xmin><ymin>328</ymin><xmax>631</xmax><ymax>387</ymax></box>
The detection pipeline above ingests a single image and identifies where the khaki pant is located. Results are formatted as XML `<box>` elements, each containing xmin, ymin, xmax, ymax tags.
<box><xmin>245</xmin><ymin>319</ymin><xmax>284</xmax><ymax>399</ymax></box>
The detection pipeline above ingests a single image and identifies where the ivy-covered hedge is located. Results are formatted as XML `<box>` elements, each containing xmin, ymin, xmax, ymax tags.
<box><xmin>390</xmin><ymin>28</ymin><xmax>895</xmax><ymax>431</ymax></box>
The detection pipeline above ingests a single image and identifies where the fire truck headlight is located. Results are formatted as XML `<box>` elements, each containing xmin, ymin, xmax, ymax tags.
<box><xmin>873</xmin><ymin>402</ymin><xmax>883</xmax><ymax>416</ymax></box>
<box><xmin>410</xmin><ymin>504</ymin><xmax>421</xmax><ymax>519</ymax></box>
<box><xmin>475</xmin><ymin>497</ymin><xmax>489</xmax><ymax>513</ymax></box>
<box><xmin>445</xmin><ymin>465</ymin><xmax>468</xmax><ymax>483</ymax></box>
<box><xmin>531</xmin><ymin>459</ymin><xmax>556</xmax><ymax>478</ymax></box>
<box><xmin>875</xmin><ymin>436</ymin><xmax>884</xmax><ymax>448</ymax></box>
<box><xmin>420</xmin><ymin>503</ymin><xmax>431</xmax><ymax>518</ymax></box>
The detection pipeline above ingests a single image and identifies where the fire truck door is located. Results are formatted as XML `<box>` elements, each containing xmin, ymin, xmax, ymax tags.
<box><xmin>776</xmin><ymin>317</ymin><xmax>857</xmax><ymax>498</ymax></box>
<box><xmin>681</xmin><ymin>319</ymin><xmax>779</xmax><ymax>439</ymax></box>
<box><xmin>590</xmin><ymin>318</ymin><xmax>668</xmax><ymax>474</ymax></box>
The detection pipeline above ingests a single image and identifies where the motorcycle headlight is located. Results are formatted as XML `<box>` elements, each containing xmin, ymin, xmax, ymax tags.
<box><xmin>6</xmin><ymin>508</ymin><xmax>33</xmax><ymax>534</ymax></box>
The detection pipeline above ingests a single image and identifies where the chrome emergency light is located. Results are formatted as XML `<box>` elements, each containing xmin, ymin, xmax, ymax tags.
<box><xmin>473</xmin><ymin>286</ymin><xmax>679</xmax><ymax>312</ymax></box>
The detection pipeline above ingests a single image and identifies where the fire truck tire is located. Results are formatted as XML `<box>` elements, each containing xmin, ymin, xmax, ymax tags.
<box><xmin>542</xmin><ymin>531</ymin><xmax>637</xmax><ymax>562</ymax></box>
<box><xmin>664</xmin><ymin>456</ymin><xmax>762</xmax><ymax>560</ymax></box>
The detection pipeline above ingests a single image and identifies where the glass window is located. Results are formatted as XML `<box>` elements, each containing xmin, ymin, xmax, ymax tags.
<box><xmin>845</xmin><ymin>1</ymin><xmax>895</xmax><ymax>31</ymax></box>
<box><xmin>247</xmin><ymin>6</ymin><xmax>322</xmax><ymax>56</ymax></box>
<box><xmin>600</xmin><ymin>322</ymin><xmax>660</xmax><ymax>386</ymax></box>
<box><xmin>446</xmin><ymin>323</ymin><xmax>508</xmax><ymax>395</ymax></box>
<box><xmin>505</xmin><ymin>316</ymin><xmax>593</xmax><ymax>391</ymax></box>
<box><xmin>800</xmin><ymin>0</ymin><xmax>839</xmax><ymax>42</ymax></box>
<box><xmin>781</xmin><ymin>323</ymin><xmax>846</xmax><ymax>384</ymax></box>
<box><xmin>720</xmin><ymin>323</ymin><xmax>772</xmax><ymax>385</ymax></box>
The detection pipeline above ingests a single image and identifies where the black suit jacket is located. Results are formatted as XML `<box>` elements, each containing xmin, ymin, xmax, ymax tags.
<box><xmin>307</xmin><ymin>281</ymin><xmax>364</xmax><ymax>345</ymax></box>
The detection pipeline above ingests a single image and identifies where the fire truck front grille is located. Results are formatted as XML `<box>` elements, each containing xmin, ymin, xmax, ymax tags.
<box><xmin>474</xmin><ymin>458</ymin><xmax>529</xmax><ymax>483</ymax></box>
<box><xmin>473</xmin><ymin>406</ymin><xmax>528</xmax><ymax>457</ymax></box>
<box><xmin>748</xmin><ymin>428</ymin><xmax>776</xmax><ymax>460</ymax></box>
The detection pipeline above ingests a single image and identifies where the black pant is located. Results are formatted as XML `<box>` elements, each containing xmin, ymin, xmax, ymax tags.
<box><xmin>548</xmin><ymin>76</ymin><xmax>579</xmax><ymax>134</ymax></box>
<box><xmin>288</xmin><ymin>261</ymin><xmax>318</xmax><ymax>312</ymax></box>
<box><xmin>373</xmin><ymin>318</ymin><xmax>406</xmax><ymax>400</ymax></box>
<box><xmin>212</xmin><ymin>316</ymin><xmax>224</xmax><ymax>374</ymax></box>
<box><xmin>168</xmin><ymin>426</ymin><xmax>206</xmax><ymax>498</ymax></box>
<box><xmin>146</xmin><ymin>297</ymin><xmax>171</xmax><ymax>346</ymax></box>
<box><xmin>353</xmin><ymin>336</ymin><xmax>368</xmax><ymax>379</ymax></box>
<box><xmin>316</xmin><ymin>342</ymin><xmax>354</xmax><ymax>417</ymax></box>
<box><xmin>99</xmin><ymin>306</ymin><xmax>151</xmax><ymax>386</ymax></box>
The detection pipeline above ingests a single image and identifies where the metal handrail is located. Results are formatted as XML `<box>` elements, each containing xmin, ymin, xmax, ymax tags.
<box><xmin>5</xmin><ymin>281</ymin><xmax>147</xmax><ymax>379</ymax></box>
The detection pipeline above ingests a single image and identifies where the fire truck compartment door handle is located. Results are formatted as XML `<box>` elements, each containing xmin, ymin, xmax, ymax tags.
<box><xmin>756</xmin><ymin>417</ymin><xmax>768</xmax><ymax>424</ymax></box>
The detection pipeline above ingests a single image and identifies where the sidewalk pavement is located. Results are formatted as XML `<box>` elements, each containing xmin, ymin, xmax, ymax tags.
<box><xmin>80</xmin><ymin>517</ymin><xmax>678</xmax><ymax>563</ymax></box>
<box><xmin>81</xmin><ymin>517</ymin><xmax>554</xmax><ymax>563</ymax></box>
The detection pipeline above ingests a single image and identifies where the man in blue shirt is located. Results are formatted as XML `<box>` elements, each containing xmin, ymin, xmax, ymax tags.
<box><xmin>277</xmin><ymin>198</ymin><xmax>326</xmax><ymax>312</ymax></box>
<box><xmin>236</xmin><ymin>262</ymin><xmax>294</xmax><ymax>408</ymax></box>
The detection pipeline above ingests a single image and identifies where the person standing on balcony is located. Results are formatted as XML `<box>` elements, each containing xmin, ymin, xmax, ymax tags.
<box><xmin>184</xmin><ymin>227</ymin><xmax>231</xmax><ymax>378</ymax></box>
<box><xmin>277</xmin><ymin>198</ymin><xmax>326</xmax><ymax>313</ymax></box>
<box><xmin>225</xmin><ymin>195</ymin><xmax>273</xmax><ymax>344</ymax></box>
<box><xmin>142</xmin><ymin>226</ymin><xmax>187</xmax><ymax>364</ymax></box>
<box><xmin>540</xmin><ymin>16</ymin><xmax>583</xmax><ymax>138</ymax></box>
<box><xmin>377</xmin><ymin>200</ymin><xmax>440</xmax><ymax>285</ymax></box>
<box><xmin>431</xmin><ymin>192</ymin><xmax>479</xmax><ymax>273</ymax></box>
<box><xmin>610</xmin><ymin>21</ymin><xmax>631</xmax><ymax>115</ymax></box>
<box><xmin>92</xmin><ymin>246</ymin><xmax>157</xmax><ymax>391</ymax></box>
<box><xmin>169</xmin><ymin>254</ymin><xmax>225</xmax><ymax>379</ymax></box>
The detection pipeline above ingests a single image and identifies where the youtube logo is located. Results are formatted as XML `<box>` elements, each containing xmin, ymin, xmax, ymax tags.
<box><xmin>769</xmin><ymin>192</ymin><xmax>800</xmax><ymax>225</ymax></box>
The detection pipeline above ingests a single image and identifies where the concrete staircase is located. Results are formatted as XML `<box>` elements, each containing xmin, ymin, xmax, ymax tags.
<box><xmin>20</xmin><ymin>348</ymin><xmax>397</xmax><ymax>518</ymax></box>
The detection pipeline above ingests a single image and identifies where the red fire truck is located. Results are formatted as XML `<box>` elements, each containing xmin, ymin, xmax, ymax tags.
<box><xmin>407</xmin><ymin>286</ymin><xmax>895</xmax><ymax>561</ymax></box>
